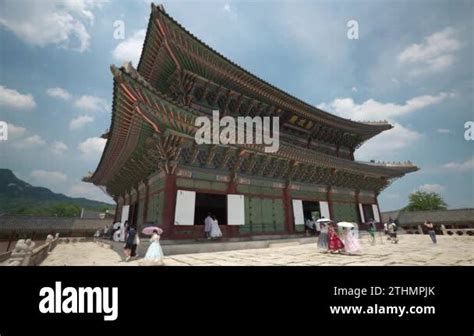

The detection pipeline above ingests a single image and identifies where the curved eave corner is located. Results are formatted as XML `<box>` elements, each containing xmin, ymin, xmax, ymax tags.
<box><xmin>85</xmin><ymin>65</ymin><xmax>121</xmax><ymax>187</ymax></box>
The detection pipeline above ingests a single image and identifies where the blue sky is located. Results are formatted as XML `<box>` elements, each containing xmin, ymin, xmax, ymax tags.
<box><xmin>0</xmin><ymin>0</ymin><xmax>472</xmax><ymax>210</ymax></box>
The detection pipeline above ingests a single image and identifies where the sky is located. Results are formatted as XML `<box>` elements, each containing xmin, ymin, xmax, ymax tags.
<box><xmin>0</xmin><ymin>0</ymin><xmax>472</xmax><ymax>210</ymax></box>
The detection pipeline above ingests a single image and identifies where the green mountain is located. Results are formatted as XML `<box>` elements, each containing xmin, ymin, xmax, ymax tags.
<box><xmin>0</xmin><ymin>169</ymin><xmax>114</xmax><ymax>216</ymax></box>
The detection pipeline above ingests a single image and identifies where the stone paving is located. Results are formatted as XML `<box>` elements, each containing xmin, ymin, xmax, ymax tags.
<box><xmin>41</xmin><ymin>234</ymin><xmax>474</xmax><ymax>266</ymax></box>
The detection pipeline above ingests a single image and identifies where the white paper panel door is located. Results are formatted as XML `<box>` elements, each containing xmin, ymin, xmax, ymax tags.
<box><xmin>292</xmin><ymin>199</ymin><xmax>305</xmax><ymax>225</ymax></box>
<box><xmin>174</xmin><ymin>190</ymin><xmax>196</xmax><ymax>225</ymax></box>
<box><xmin>227</xmin><ymin>194</ymin><xmax>245</xmax><ymax>225</ymax></box>
<box><xmin>319</xmin><ymin>201</ymin><xmax>330</xmax><ymax>220</ymax></box>
<box><xmin>121</xmin><ymin>205</ymin><xmax>130</xmax><ymax>223</ymax></box>
<box><xmin>358</xmin><ymin>203</ymin><xmax>365</xmax><ymax>223</ymax></box>
<box><xmin>372</xmin><ymin>204</ymin><xmax>381</xmax><ymax>222</ymax></box>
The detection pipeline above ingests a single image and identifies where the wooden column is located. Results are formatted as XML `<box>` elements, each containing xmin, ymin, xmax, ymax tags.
<box><xmin>227</xmin><ymin>173</ymin><xmax>237</xmax><ymax>194</ymax></box>
<box><xmin>327</xmin><ymin>187</ymin><xmax>334</xmax><ymax>220</ymax></box>
<box><xmin>162</xmin><ymin>174</ymin><xmax>177</xmax><ymax>239</ymax></box>
<box><xmin>135</xmin><ymin>188</ymin><xmax>139</xmax><ymax>228</ymax></box>
<box><xmin>142</xmin><ymin>180</ymin><xmax>149</xmax><ymax>225</ymax></box>
<box><xmin>355</xmin><ymin>190</ymin><xmax>361</xmax><ymax>223</ymax></box>
<box><xmin>375</xmin><ymin>193</ymin><xmax>382</xmax><ymax>227</ymax></box>
<box><xmin>113</xmin><ymin>199</ymin><xmax>119</xmax><ymax>223</ymax></box>
<box><xmin>283</xmin><ymin>183</ymin><xmax>294</xmax><ymax>234</ymax></box>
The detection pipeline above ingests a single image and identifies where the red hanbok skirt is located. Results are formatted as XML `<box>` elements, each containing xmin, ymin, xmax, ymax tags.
<box><xmin>328</xmin><ymin>230</ymin><xmax>344</xmax><ymax>251</ymax></box>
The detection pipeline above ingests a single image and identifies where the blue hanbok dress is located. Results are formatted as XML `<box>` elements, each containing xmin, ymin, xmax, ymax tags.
<box><xmin>144</xmin><ymin>234</ymin><xmax>164</xmax><ymax>262</ymax></box>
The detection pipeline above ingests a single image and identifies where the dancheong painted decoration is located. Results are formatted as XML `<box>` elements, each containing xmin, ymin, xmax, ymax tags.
<box><xmin>84</xmin><ymin>3</ymin><xmax>418</xmax><ymax>239</ymax></box>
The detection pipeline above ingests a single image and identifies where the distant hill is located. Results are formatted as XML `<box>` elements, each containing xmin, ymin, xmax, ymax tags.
<box><xmin>0</xmin><ymin>169</ymin><xmax>114</xmax><ymax>216</ymax></box>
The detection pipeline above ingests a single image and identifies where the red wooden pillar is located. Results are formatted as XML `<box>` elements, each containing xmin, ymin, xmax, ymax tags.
<box><xmin>355</xmin><ymin>190</ymin><xmax>361</xmax><ymax>223</ymax></box>
<box><xmin>113</xmin><ymin>199</ymin><xmax>119</xmax><ymax>223</ymax></box>
<box><xmin>142</xmin><ymin>180</ymin><xmax>149</xmax><ymax>224</ymax></box>
<box><xmin>227</xmin><ymin>174</ymin><xmax>237</xmax><ymax>194</ymax></box>
<box><xmin>135</xmin><ymin>188</ymin><xmax>139</xmax><ymax>228</ymax></box>
<box><xmin>162</xmin><ymin>174</ymin><xmax>177</xmax><ymax>239</ymax></box>
<box><xmin>227</xmin><ymin>174</ymin><xmax>237</xmax><ymax>237</ymax></box>
<box><xmin>327</xmin><ymin>187</ymin><xmax>334</xmax><ymax>220</ymax></box>
<box><xmin>283</xmin><ymin>183</ymin><xmax>294</xmax><ymax>234</ymax></box>
<box><xmin>375</xmin><ymin>193</ymin><xmax>382</xmax><ymax>226</ymax></box>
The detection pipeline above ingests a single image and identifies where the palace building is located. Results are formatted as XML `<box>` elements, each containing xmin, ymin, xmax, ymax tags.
<box><xmin>84</xmin><ymin>3</ymin><xmax>418</xmax><ymax>239</ymax></box>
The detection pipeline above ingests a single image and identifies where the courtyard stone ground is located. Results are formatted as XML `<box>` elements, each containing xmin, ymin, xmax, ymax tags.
<box><xmin>40</xmin><ymin>234</ymin><xmax>474</xmax><ymax>266</ymax></box>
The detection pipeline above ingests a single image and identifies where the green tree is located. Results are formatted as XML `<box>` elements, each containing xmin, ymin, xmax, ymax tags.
<box><xmin>404</xmin><ymin>191</ymin><xmax>447</xmax><ymax>211</ymax></box>
<box><xmin>48</xmin><ymin>203</ymin><xmax>81</xmax><ymax>217</ymax></box>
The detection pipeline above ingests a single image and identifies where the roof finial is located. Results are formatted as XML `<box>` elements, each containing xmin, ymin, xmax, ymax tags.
<box><xmin>151</xmin><ymin>3</ymin><xmax>166</xmax><ymax>13</ymax></box>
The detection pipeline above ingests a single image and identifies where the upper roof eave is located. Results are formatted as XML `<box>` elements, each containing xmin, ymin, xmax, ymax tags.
<box><xmin>137</xmin><ymin>3</ymin><xmax>392</xmax><ymax>139</ymax></box>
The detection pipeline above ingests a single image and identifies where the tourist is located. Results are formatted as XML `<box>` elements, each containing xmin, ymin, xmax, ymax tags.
<box><xmin>314</xmin><ymin>217</ymin><xmax>321</xmax><ymax>237</ymax></box>
<box><xmin>424</xmin><ymin>220</ymin><xmax>437</xmax><ymax>244</ymax></box>
<box><xmin>305</xmin><ymin>217</ymin><xmax>316</xmax><ymax>236</ymax></box>
<box><xmin>327</xmin><ymin>222</ymin><xmax>344</xmax><ymax>253</ymax></box>
<box><xmin>367</xmin><ymin>219</ymin><xmax>376</xmax><ymax>245</ymax></box>
<box><xmin>131</xmin><ymin>226</ymin><xmax>140</xmax><ymax>258</ymax></box>
<box><xmin>317</xmin><ymin>222</ymin><xmax>329</xmax><ymax>251</ymax></box>
<box><xmin>204</xmin><ymin>212</ymin><xmax>213</xmax><ymax>239</ymax></box>
<box><xmin>342</xmin><ymin>227</ymin><xmax>361</xmax><ymax>254</ymax></box>
<box><xmin>142</xmin><ymin>229</ymin><xmax>164</xmax><ymax>265</ymax></box>
<box><xmin>210</xmin><ymin>214</ymin><xmax>222</xmax><ymax>239</ymax></box>
<box><xmin>388</xmin><ymin>222</ymin><xmax>398</xmax><ymax>244</ymax></box>
<box><xmin>123</xmin><ymin>225</ymin><xmax>136</xmax><ymax>262</ymax></box>
<box><xmin>384</xmin><ymin>222</ymin><xmax>388</xmax><ymax>237</ymax></box>
<box><xmin>103</xmin><ymin>225</ymin><xmax>109</xmax><ymax>238</ymax></box>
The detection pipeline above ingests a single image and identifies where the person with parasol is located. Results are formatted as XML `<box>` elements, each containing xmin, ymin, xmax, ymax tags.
<box><xmin>327</xmin><ymin>222</ymin><xmax>344</xmax><ymax>253</ymax></box>
<box><xmin>316</xmin><ymin>218</ymin><xmax>331</xmax><ymax>251</ymax></box>
<box><xmin>140</xmin><ymin>225</ymin><xmax>165</xmax><ymax>265</ymax></box>
<box><xmin>338</xmin><ymin>222</ymin><xmax>361</xmax><ymax>255</ymax></box>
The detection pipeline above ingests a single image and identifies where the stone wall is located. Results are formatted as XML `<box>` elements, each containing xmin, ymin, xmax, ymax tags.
<box><xmin>0</xmin><ymin>215</ymin><xmax>112</xmax><ymax>239</ymax></box>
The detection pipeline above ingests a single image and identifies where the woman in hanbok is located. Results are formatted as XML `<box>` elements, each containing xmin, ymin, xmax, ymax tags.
<box><xmin>210</xmin><ymin>215</ymin><xmax>223</xmax><ymax>239</ymax></box>
<box><xmin>142</xmin><ymin>229</ymin><xmax>164</xmax><ymax>265</ymax></box>
<box><xmin>342</xmin><ymin>227</ymin><xmax>361</xmax><ymax>254</ymax></box>
<box><xmin>327</xmin><ymin>223</ymin><xmax>344</xmax><ymax>253</ymax></box>
<box><xmin>317</xmin><ymin>223</ymin><xmax>329</xmax><ymax>251</ymax></box>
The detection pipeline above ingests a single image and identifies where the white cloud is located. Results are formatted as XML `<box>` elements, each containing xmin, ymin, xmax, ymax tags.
<box><xmin>74</xmin><ymin>95</ymin><xmax>108</xmax><ymax>113</ymax></box>
<box><xmin>318</xmin><ymin>92</ymin><xmax>455</xmax><ymax>121</ymax></box>
<box><xmin>13</xmin><ymin>135</ymin><xmax>46</xmax><ymax>148</ymax></box>
<box><xmin>398</xmin><ymin>27</ymin><xmax>460</xmax><ymax>76</ymax></box>
<box><xmin>437</xmin><ymin>128</ymin><xmax>451</xmax><ymax>134</ymax></box>
<box><xmin>416</xmin><ymin>184</ymin><xmax>445</xmax><ymax>193</ymax></box>
<box><xmin>51</xmin><ymin>141</ymin><xmax>68</xmax><ymax>155</ymax></box>
<box><xmin>68</xmin><ymin>182</ymin><xmax>112</xmax><ymax>203</ymax></box>
<box><xmin>70</xmin><ymin>115</ymin><xmax>94</xmax><ymax>130</ymax></box>
<box><xmin>442</xmin><ymin>157</ymin><xmax>474</xmax><ymax>172</ymax></box>
<box><xmin>0</xmin><ymin>85</ymin><xmax>36</xmax><ymax>109</ymax></box>
<box><xmin>30</xmin><ymin>170</ymin><xmax>67</xmax><ymax>184</ymax></box>
<box><xmin>224</xmin><ymin>4</ymin><xmax>231</xmax><ymax>12</ymax></box>
<box><xmin>0</xmin><ymin>0</ymin><xmax>104</xmax><ymax>53</ymax></box>
<box><xmin>111</xmin><ymin>29</ymin><xmax>146</xmax><ymax>67</ymax></box>
<box><xmin>318</xmin><ymin>93</ymin><xmax>450</xmax><ymax>157</ymax></box>
<box><xmin>356</xmin><ymin>122</ymin><xmax>422</xmax><ymax>160</ymax></box>
<box><xmin>78</xmin><ymin>137</ymin><xmax>106</xmax><ymax>159</ymax></box>
<box><xmin>351</xmin><ymin>86</ymin><xmax>357</xmax><ymax>92</ymax></box>
<box><xmin>46</xmin><ymin>87</ymin><xmax>71</xmax><ymax>100</ymax></box>
<box><xmin>6</xmin><ymin>123</ymin><xmax>26</xmax><ymax>139</ymax></box>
